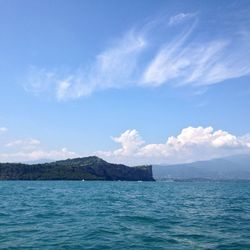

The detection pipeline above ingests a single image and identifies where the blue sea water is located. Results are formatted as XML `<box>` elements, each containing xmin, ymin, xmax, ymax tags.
<box><xmin>0</xmin><ymin>181</ymin><xmax>250</xmax><ymax>250</ymax></box>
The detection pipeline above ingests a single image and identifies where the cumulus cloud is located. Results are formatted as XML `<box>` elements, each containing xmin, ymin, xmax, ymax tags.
<box><xmin>98</xmin><ymin>126</ymin><xmax>250</xmax><ymax>165</ymax></box>
<box><xmin>24</xmin><ymin>9</ymin><xmax>250</xmax><ymax>100</ymax></box>
<box><xmin>239</xmin><ymin>133</ymin><xmax>250</xmax><ymax>148</ymax></box>
<box><xmin>100</xmin><ymin>129</ymin><xmax>144</xmax><ymax>157</ymax></box>
<box><xmin>2</xmin><ymin>127</ymin><xmax>250</xmax><ymax>165</ymax></box>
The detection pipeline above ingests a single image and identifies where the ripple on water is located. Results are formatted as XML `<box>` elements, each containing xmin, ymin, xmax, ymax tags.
<box><xmin>0</xmin><ymin>180</ymin><xmax>250</xmax><ymax>249</ymax></box>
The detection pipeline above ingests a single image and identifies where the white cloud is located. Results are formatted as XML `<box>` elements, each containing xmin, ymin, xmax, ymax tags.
<box><xmin>1</xmin><ymin>135</ymin><xmax>78</xmax><ymax>162</ymax></box>
<box><xmin>25</xmin><ymin>31</ymin><xmax>146</xmax><ymax>101</ymax></box>
<box><xmin>0</xmin><ymin>127</ymin><xmax>8</xmax><ymax>133</ymax></box>
<box><xmin>239</xmin><ymin>133</ymin><xmax>250</xmax><ymax>148</ymax></box>
<box><xmin>164</xmin><ymin>127</ymin><xmax>241</xmax><ymax>149</ymax></box>
<box><xmin>0</xmin><ymin>147</ymin><xmax>78</xmax><ymax>163</ymax></box>
<box><xmin>1</xmin><ymin>127</ymin><xmax>250</xmax><ymax>165</ymax></box>
<box><xmin>142</xmin><ymin>36</ymin><xmax>250</xmax><ymax>86</ymax></box>
<box><xmin>5</xmin><ymin>138</ymin><xmax>41</xmax><ymax>149</ymax></box>
<box><xmin>56</xmin><ymin>80</ymin><xmax>72</xmax><ymax>101</ymax></box>
<box><xmin>24</xmin><ymin>11</ymin><xmax>250</xmax><ymax>100</ymax></box>
<box><xmin>24</xmin><ymin>67</ymin><xmax>57</xmax><ymax>94</ymax></box>
<box><xmin>100</xmin><ymin>129</ymin><xmax>144</xmax><ymax>157</ymax></box>
<box><xmin>98</xmin><ymin>126</ymin><xmax>250</xmax><ymax>165</ymax></box>
<box><xmin>168</xmin><ymin>12</ymin><xmax>197</xmax><ymax>26</ymax></box>
<box><xmin>94</xmin><ymin>32</ymin><xmax>146</xmax><ymax>88</ymax></box>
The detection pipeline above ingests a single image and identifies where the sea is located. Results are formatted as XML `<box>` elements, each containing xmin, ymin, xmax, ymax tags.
<box><xmin>0</xmin><ymin>180</ymin><xmax>250</xmax><ymax>250</ymax></box>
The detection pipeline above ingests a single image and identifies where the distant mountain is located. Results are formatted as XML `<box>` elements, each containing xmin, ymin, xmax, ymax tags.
<box><xmin>22</xmin><ymin>159</ymin><xmax>53</xmax><ymax>164</ymax></box>
<box><xmin>0</xmin><ymin>156</ymin><xmax>154</xmax><ymax>181</ymax></box>
<box><xmin>153</xmin><ymin>155</ymin><xmax>250</xmax><ymax>180</ymax></box>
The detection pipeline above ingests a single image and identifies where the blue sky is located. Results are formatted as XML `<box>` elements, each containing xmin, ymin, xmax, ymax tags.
<box><xmin>0</xmin><ymin>0</ymin><xmax>250</xmax><ymax>164</ymax></box>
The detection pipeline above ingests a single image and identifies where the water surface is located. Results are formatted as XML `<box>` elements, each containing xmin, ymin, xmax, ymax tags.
<box><xmin>1</xmin><ymin>181</ymin><xmax>250</xmax><ymax>249</ymax></box>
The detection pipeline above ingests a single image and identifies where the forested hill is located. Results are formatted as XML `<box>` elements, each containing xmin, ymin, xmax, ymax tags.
<box><xmin>0</xmin><ymin>156</ymin><xmax>154</xmax><ymax>181</ymax></box>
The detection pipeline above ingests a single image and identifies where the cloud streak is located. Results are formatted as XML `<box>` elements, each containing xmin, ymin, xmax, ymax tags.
<box><xmin>25</xmin><ymin>31</ymin><xmax>147</xmax><ymax>100</ymax></box>
<box><xmin>168</xmin><ymin>12</ymin><xmax>197</xmax><ymax>26</ymax></box>
<box><xmin>25</xmin><ymin>10</ymin><xmax>250</xmax><ymax>100</ymax></box>
<box><xmin>5</xmin><ymin>138</ymin><xmax>41</xmax><ymax>149</ymax></box>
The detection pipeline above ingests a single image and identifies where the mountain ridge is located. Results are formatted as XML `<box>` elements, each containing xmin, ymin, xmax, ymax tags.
<box><xmin>153</xmin><ymin>154</ymin><xmax>250</xmax><ymax>180</ymax></box>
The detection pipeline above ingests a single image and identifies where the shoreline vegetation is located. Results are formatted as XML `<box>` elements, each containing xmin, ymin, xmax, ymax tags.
<box><xmin>0</xmin><ymin>156</ymin><xmax>154</xmax><ymax>181</ymax></box>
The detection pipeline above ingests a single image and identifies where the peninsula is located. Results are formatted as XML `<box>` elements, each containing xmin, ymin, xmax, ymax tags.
<box><xmin>0</xmin><ymin>156</ymin><xmax>154</xmax><ymax>181</ymax></box>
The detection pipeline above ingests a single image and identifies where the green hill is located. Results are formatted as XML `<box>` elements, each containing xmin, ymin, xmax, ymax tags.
<box><xmin>0</xmin><ymin>156</ymin><xmax>154</xmax><ymax>181</ymax></box>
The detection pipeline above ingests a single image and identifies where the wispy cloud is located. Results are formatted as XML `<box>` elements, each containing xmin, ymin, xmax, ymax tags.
<box><xmin>1</xmin><ymin>134</ymin><xmax>78</xmax><ymax>162</ymax></box>
<box><xmin>0</xmin><ymin>147</ymin><xmax>78</xmax><ymax>163</ymax></box>
<box><xmin>0</xmin><ymin>127</ymin><xmax>8</xmax><ymax>133</ymax></box>
<box><xmin>168</xmin><ymin>12</ymin><xmax>197</xmax><ymax>26</ymax></box>
<box><xmin>142</xmin><ymin>37</ymin><xmax>250</xmax><ymax>86</ymax></box>
<box><xmin>98</xmin><ymin>126</ymin><xmax>250</xmax><ymax>165</ymax></box>
<box><xmin>25</xmin><ymin>31</ymin><xmax>146</xmax><ymax>101</ymax></box>
<box><xmin>24</xmin><ymin>10</ymin><xmax>250</xmax><ymax>100</ymax></box>
<box><xmin>6</xmin><ymin>138</ymin><xmax>40</xmax><ymax>149</ymax></box>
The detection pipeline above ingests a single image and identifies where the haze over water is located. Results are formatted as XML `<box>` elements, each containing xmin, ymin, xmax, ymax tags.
<box><xmin>1</xmin><ymin>181</ymin><xmax>250</xmax><ymax>249</ymax></box>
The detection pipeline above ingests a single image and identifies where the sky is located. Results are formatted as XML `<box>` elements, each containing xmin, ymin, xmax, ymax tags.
<box><xmin>0</xmin><ymin>0</ymin><xmax>250</xmax><ymax>165</ymax></box>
